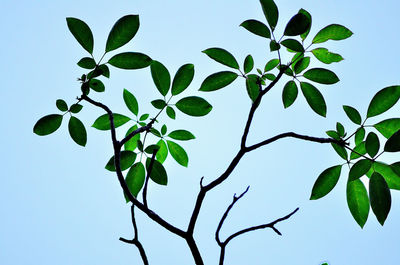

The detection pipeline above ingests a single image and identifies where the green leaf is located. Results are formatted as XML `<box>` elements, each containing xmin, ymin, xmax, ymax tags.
<box><xmin>264</xmin><ymin>59</ymin><xmax>279</xmax><ymax>72</ymax></box>
<box><xmin>105</xmin><ymin>151</ymin><xmax>137</xmax><ymax>171</ymax></box>
<box><xmin>56</xmin><ymin>99</ymin><xmax>68</xmax><ymax>112</ymax></box>
<box><xmin>243</xmin><ymin>55</ymin><xmax>254</xmax><ymax>74</ymax></box>
<box><xmin>284</xmin><ymin>13</ymin><xmax>310</xmax><ymax>36</ymax></box>
<box><xmin>336</xmin><ymin>122</ymin><xmax>345</xmax><ymax>137</ymax></box>
<box><xmin>175</xmin><ymin>96</ymin><xmax>212</xmax><ymax>116</ymax></box>
<box><xmin>146</xmin><ymin>158</ymin><xmax>168</xmax><ymax>185</ymax></box>
<box><xmin>105</xmin><ymin>15</ymin><xmax>139</xmax><ymax>52</ymax></box>
<box><xmin>150</xmin><ymin>60</ymin><xmax>171</xmax><ymax>96</ymax></box>
<box><xmin>331</xmin><ymin>143</ymin><xmax>348</xmax><ymax>160</ymax></box>
<box><xmin>310</xmin><ymin>165</ymin><xmax>342</xmax><ymax>200</ymax></box>
<box><xmin>168</xmin><ymin>130</ymin><xmax>195</xmax><ymax>141</ymax></box>
<box><xmin>92</xmin><ymin>113</ymin><xmax>130</xmax><ymax>130</ymax></box>
<box><xmin>346</xmin><ymin>179</ymin><xmax>369</xmax><ymax>228</ymax></box>
<box><xmin>199</xmin><ymin>71</ymin><xmax>238</xmax><ymax>92</ymax></box>
<box><xmin>98</xmin><ymin>64</ymin><xmax>110</xmax><ymax>78</ymax></box>
<box><xmin>108</xmin><ymin>52</ymin><xmax>152</xmax><ymax>70</ymax></box>
<box><xmin>303</xmin><ymin>68</ymin><xmax>339</xmax><ymax>85</ymax></box>
<box><xmin>124</xmin><ymin>125</ymin><xmax>140</xmax><ymax>151</ymax></box>
<box><xmin>150</xmin><ymin>128</ymin><xmax>161</xmax><ymax>138</ymax></box>
<box><xmin>300</xmin><ymin>82</ymin><xmax>327</xmax><ymax>117</ymax></box>
<box><xmin>66</xmin><ymin>17</ymin><xmax>94</xmax><ymax>54</ymax></box>
<box><xmin>240</xmin><ymin>19</ymin><xmax>271</xmax><ymax>38</ymax></box>
<box><xmin>355</xmin><ymin>128</ymin><xmax>365</xmax><ymax>146</ymax></box>
<box><xmin>264</xmin><ymin>73</ymin><xmax>275</xmax><ymax>81</ymax></box>
<box><xmin>151</xmin><ymin>99</ymin><xmax>166</xmax><ymax>110</ymax></box>
<box><xmin>293</xmin><ymin>57</ymin><xmax>310</xmax><ymax>74</ymax></box>
<box><xmin>70</xmin><ymin>104</ymin><xmax>83</xmax><ymax>114</ymax></box>
<box><xmin>269</xmin><ymin>40</ymin><xmax>280</xmax><ymax>51</ymax></box>
<box><xmin>77</xmin><ymin>57</ymin><xmax>96</xmax><ymax>69</ymax></box>
<box><xmin>156</xmin><ymin>140</ymin><xmax>168</xmax><ymax>163</ymax></box>
<box><xmin>166</xmin><ymin>106</ymin><xmax>176</xmax><ymax>119</ymax></box>
<box><xmin>349</xmin><ymin>159</ymin><xmax>372</xmax><ymax>181</ymax></box>
<box><xmin>369</xmin><ymin>172</ymin><xmax>391</xmax><ymax>225</ymax></box>
<box><xmin>312</xmin><ymin>24</ymin><xmax>353</xmax><ymax>44</ymax></box>
<box><xmin>366</xmin><ymin>86</ymin><xmax>400</xmax><ymax>118</ymax></box>
<box><xmin>384</xmin><ymin>130</ymin><xmax>400</xmax><ymax>152</ymax></box>
<box><xmin>144</xmin><ymin>144</ymin><xmax>160</xmax><ymax>154</ymax></box>
<box><xmin>326</xmin><ymin>130</ymin><xmax>340</xmax><ymax>141</ymax></box>
<box><xmin>260</xmin><ymin>0</ymin><xmax>278</xmax><ymax>31</ymax></box>
<box><xmin>123</xmin><ymin>89</ymin><xmax>139</xmax><ymax>116</ymax></box>
<box><xmin>89</xmin><ymin>79</ymin><xmax>105</xmax><ymax>92</ymax></box>
<box><xmin>246</xmin><ymin>74</ymin><xmax>260</xmax><ymax>102</ymax></box>
<box><xmin>366</xmin><ymin>162</ymin><xmax>400</xmax><ymax>190</ymax></box>
<box><xmin>33</xmin><ymin>114</ymin><xmax>63</xmax><ymax>136</ymax></box>
<box><xmin>167</xmin><ymin>140</ymin><xmax>188</xmax><ymax>167</ymax></box>
<box><xmin>299</xmin><ymin>9</ymin><xmax>312</xmax><ymax>41</ymax></box>
<box><xmin>68</xmin><ymin>116</ymin><xmax>87</xmax><ymax>147</ymax></box>
<box><xmin>171</xmin><ymin>64</ymin><xmax>195</xmax><ymax>96</ymax></box>
<box><xmin>202</xmin><ymin>48</ymin><xmax>239</xmax><ymax>69</ymax></box>
<box><xmin>311</xmin><ymin>48</ymin><xmax>344</xmax><ymax>64</ymax></box>
<box><xmin>343</xmin><ymin>105</ymin><xmax>362</xmax><ymax>125</ymax></box>
<box><xmin>125</xmin><ymin>162</ymin><xmax>145</xmax><ymax>199</ymax></box>
<box><xmin>282</xmin><ymin>80</ymin><xmax>298</xmax><ymax>108</ymax></box>
<box><xmin>280</xmin><ymin>39</ymin><xmax>304</xmax><ymax>52</ymax></box>
<box><xmin>365</xmin><ymin>132</ymin><xmax>380</xmax><ymax>157</ymax></box>
<box><xmin>350</xmin><ymin>142</ymin><xmax>366</xmax><ymax>160</ymax></box>
<box><xmin>391</xmin><ymin>162</ymin><xmax>400</xmax><ymax>178</ymax></box>
<box><xmin>161</xmin><ymin>125</ymin><xmax>167</xmax><ymax>136</ymax></box>
<box><xmin>374</xmin><ymin>118</ymin><xmax>400</xmax><ymax>139</ymax></box>
<box><xmin>139</xmin><ymin>114</ymin><xmax>149</xmax><ymax>121</ymax></box>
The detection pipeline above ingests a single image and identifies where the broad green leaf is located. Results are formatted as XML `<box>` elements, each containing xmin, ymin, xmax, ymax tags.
<box><xmin>161</xmin><ymin>125</ymin><xmax>167</xmax><ymax>136</ymax></box>
<box><xmin>365</xmin><ymin>132</ymin><xmax>380</xmax><ymax>157</ymax></box>
<box><xmin>346</xmin><ymin>179</ymin><xmax>369</xmax><ymax>228</ymax></box>
<box><xmin>281</xmin><ymin>39</ymin><xmax>304</xmax><ymax>52</ymax></box>
<box><xmin>171</xmin><ymin>64</ymin><xmax>195</xmax><ymax>96</ymax></box>
<box><xmin>369</xmin><ymin>172</ymin><xmax>391</xmax><ymax>225</ymax></box>
<box><xmin>326</xmin><ymin>130</ymin><xmax>340</xmax><ymax>140</ymax></box>
<box><xmin>151</xmin><ymin>99</ymin><xmax>166</xmax><ymax>109</ymax></box>
<box><xmin>240</xmin><ymin>19</ymin><xmax>271</xmax><ymax>38</ymax></box>
<box><xmin>260</xmin><ymin>0</ymin><xmax>278</xmax><ymax>31</ymax></box>
<box><xmin>33</xmin><ymin>114</ymin><xmax>63</xmax><ymax>136</ymax></box>
<box><xmin>144</xmin><ymin>144</ymin><xmax>160</xmax><ymax>154</ymax></box>
<box><xmin>146</xmin><ymin>158</ymin><xmax>168</xmax><ymax>185</ymax></box>
<box><xmin>312</xmin><ymin>24</ymin><xmax>353</xmax><ymax>44</ymax></box>
<box><xmin>384</xmin><ymin>130</ymin><xmax>400</xmax><ymax>152</ymax></box>
<box><xmin>175</xmin><ymin>96</ymin><xmax>212</xmax><ymax>117</ymax></box>
<box><xmin>244</xmin><ymin>55</ymin><xmax>254</xmax><ymax>74</ymax></box>
<box><xmin>269</xmin><ymin>40</ymin><xmax>280</xmax><ymax>51</ymax></box>
<box><xmin>303</xmin><ymin>68</ymin><xmax>339</xmax><ymax>85</ymax></box>
<box><xmin>264</xmin><ymin>73</ymin><xmax>275</xmax><ymax>81</ymax></box>
<box><xmin>284</xmin><ymin>13</ymin><xmax>310</xmax><ymax>36</ymax></box>
<box><xmin>336</xmin><ymin>122</ymin><xmax>345</xmax><ymax>137</ymax></box>
<box><xmin>300</xmin><ymin>82</ymin><xmax>327</xmax><ymax>117</ymax></box>
<box><xmin>56</xmin><ymin>99</ymin><xmax>68</xmax><ymax>112</ymax></box>
<box><xmin>199</xmin><ymin>71</ymin><xmax>238</xmax><ymax>92</ymax></box>
<box><xmin>105</xmin><ymin>151</ymin><xmax>136</xmax><ymax>171</ymax></box>
<box><xmin>124</xmin><ymin>125</ymin><xmax>140</xmax><ymax>151</ymax></box>
<box><xmin>125</xmin><ymin>162</ymin><xmax>145</xmax><ymax>200</ymax></box>
<box><xmin>282</xmin><ymin>80</ymin><xmax>298</xmax><ymax>108</ymax></box>
<box><xmin>350</xmin><ymin>142</ymin><xmax>366</xmax><ymax>160</ymax></box>
<box><xmin>374</xmin><ymin>118</ymin><xmax>400</xmax><ymax>139</ymax></box>
<box><xmin>123</xmin><ymin>89</ymin><xmax>139</xmax><ymax>116</ymax></box>
<box><xmin>66</xmin><ymin>17</ymin><xmax>94</xmax><ymax>54</ymax></box>
<box><xmin>343</xmin><ymin>105</ymin><xmax>362</xmax><ymax>125</ymax></box>
<box><xmin>167</xmin><ymin>140</ymin><xmax>188</xmax><ymax>167</ymax></box>
<box><xmin>264</xmin><ymin>59</ymin><xmax>279</xmax><ymax>72</ymax></box>
<box><xmin>310</xmin><ymin>165</ymin><xmax>342</xmax><ymax>200</ymax></box>
<box><xmin>168</xmin><ymin>130</ymin><xmax>195</xmax><ymax>141</ymax></box>
<box><xmin>311</xmin><ymin>48</ymin><xmax>343</xmax><ymax>64</ymax></box>
<box><xmin>299</xmin><ymin>9</ymin><xmax>312</xmax><ymax>41</ymax></box>
<box><xmin>98</xmin><ymin>64</ymin><xmax>110</xmax><ymax>78</ymax></box>
<box><xmin>77</xmin><ymin>57</ymin><xmax>96</xmax><ymax>69</ymax></box>
<box><xmin>89</xmin><ymin>79</ymin><xmax>105</xmax><ymax>92</ymax></box>
<box><xmin>68</xmin><ymin>116</ymin><xmax>87</xmax><ymax>147</ymax></box>
<box><xmin>349</xmin><ymin>159</ymin><xmax>372</xmax><ymax>181</ymax></box>
<box><xmin>156</xmin><ymin>139</ymin><xmax>168</xmax><ymax>163</ymax></box>
<box><xmin>355</xmin><ymin>128</ymin><xmax>365</xmax><ymax>145</ymax></box>
<box><xmin>108</xmin><ymin>52</ymin><xmax>152</xmax><ymax>69</ymax></box>
<box><xmin>331</xmin><ymin>143</ymin><xmax>348</xmax><ymax>160</ymax></box>
<box><xmin>293</xmin><ymin>57</ymin><xmax>310</xmax><ymax>74</ymax></box>
<box><xmin>70</xmin><ymin>104</ymin><xmax>83</xmax><ymax>114</ymax></box>
<box><xmin>202</xmin><ymin>48</ymin><xmax>239</xmax><ymax>69</ymax></box>
<box><xmin>150</xmin><ymin>128</ymin><xmax>161</xmax><ymax>138</ymax></box>
<box><xmin>150</xmin><ymin>60</ymin><xmax>170</xmax><ymax>96</ymax></box>
<box><xmin>367</xmin><ymin>86</ymin><xmax>400</xmax><ymax>118</ymax></box>
<box><xmin>166</xmin><ymin>106</ymin><xmax>176</xmax><ymax>119</ymax></box>
<box><xmin>366</xmin><ymin>162</ymin><xmax>400</xmax><ymax>190</ymax></box>
<box><xmin>92</xmin><ymin>113</ymin><xmax>130</xmax><ymax>130</ymax></box>
<box><xmin>105</xmin><ymin>15</ymin><xmax>139</xmax><ymax>52</ymax></box>
<box><xmin>391</xmin><ymin>162</ymin><xmax>400</xmax><ymax>178</ymax></box>
<box><xmin>246</xmin><ymin>74</ymin><xmax>260</xmax><ymax>102</ymax></box>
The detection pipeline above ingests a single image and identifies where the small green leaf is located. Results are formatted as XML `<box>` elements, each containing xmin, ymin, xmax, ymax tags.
<box><xmin>299</xmin><ymin>9</ymin><xmax>312</xmax><ymax>41</ymax></box>
<box><xmin>310</xmin><ymin>165</ymin><xmax>342</xmax><ymax>200</ymax></box>
<box><xmin>240</xmin><ymin>19</ymin><xmax>271</xmax><ymax>38</ymax></box>
<box><xmin>367</xmin><ymin>86</ymin><xmax>400</xmax><ymax>118</ymax></box>
<box><xmin>124</xmin><ymin>125</ymin><xmax>140</xmax><ymax>151</ymax></box>
<box><xmin>355</xmin><ymin>128</ymin><xmax>365</xmax><ymax>146</ymax></box>
<box><xmin>346</xmin><ymin>179</ymin><xmax>369</xmax><ymax>228</ymax></box>
<box><xmin>161</xmin><ymin>125</ymin><xmax>167</xmax><ymax>136</ymax></box>
<box><xmin>168</xmin><ymin>130</ymin><xmax>195</xmax><ymax>141</ymax></box>
<box><xmin>350</xmin><ymin>142</ymin><xmax>366</xmax><ymax>160</ymax></box>
<box><xmin>284</xmin><ymin>13</ymin><xmax>310</xmax><ymax>36</ymax></box>
<box><xmin>303</xmin><ymin>68</ymin><xmax>339</xmax><ymax>85</ymax></box>
<box><xmin>202</xmin><ymin>48</ymin><xmax>239</xmax><ymax>69</ymax></box>
<box><xmin>166</xmin><ymin>106</ymin><xmax>176</xmax><ymax>120</ymax></box>
<box><xmin>171</xmin><ymin>64</ymin><xmax>195</xmax><ymax>96</ymax></box>
<box><xmin>369</xmin><ymin>172</ymin><xmax>391</xmax><ymax>225</ymax></box>
<box><xmin>33</xmin><ymin>114</ymin><xmax>63</xmax><ymax>136</ymax></box>
<box><xmin>343</xmin><ymin>105</ymin><xmax>362</xmax><ymax>125</ymax></box>
<box><xmin>260</xmin><ymin>0</ymin><xmax>279</xmax><ymax>31</ymax></box>
<box><xmin>244</xmin><ymin>55</ymin><xmax>254</xmax><ymax>74</ymax></box>
<box><xmin>374</xmin><ymin>118</ymin><xmax>400</xmax><ymax>139</ymax></box>
<box><xmin>77</xmin><ymin>57</ymin><xmax>96</xmax><ymax>69</ymax></box>
<box><xmin>293</xmin><ymin>57</ymin><xmax>310</xmax><ymax>74</ymax></box>
<box><xmin>125</xmin><ymin>162</ymin><xmax>145</xmax><ymax>199</ymax></box>
<box><xmin>175</xmin><ymin>96</ymin><xmax>212</xmax><ymax>117</ymax></box>
<box><xmin>98</xmin><ymin>64</ymin><xmax>110</xmax><ymax>78</ymax></box>
<box><xmin>70</xmin><ymin>104</ymin><xmax>83</xmax><ymax>114</ymax></box>
<box><xmin>167</xmin><ymin>140</ymin><xmax>188</xmax><ymax>167</ymax></box>
<box><xmin>146</xmin><ymin>158</ymin><xmax>168</xmax><ymax>185</ymax></box>
<box><xmin>246</xmin><ymin>74</ymin><xmax>260</xmax><ymax>102</ymax></box>
<box><xmin>264</xmin><ymin>73</ymin><xmax>275</xmax><ymax>81</ymax></box>
<box><xmin>365</xmin><ymin>132</ymin><xmax>380</xmax><ymax>157</ymax></box>
<box><xmin>336</xmin><ymin>122</ymin><xmax>345</xmax><ymax>137</ymax></box>
<box><xmin>105</xmin><ymin>15</ymin><xmax>139</xmax><ymax>52</ymax></box>
<box><xmin>123</xmin><ymin>89</ymin><xmax>139</xmax><ymax>116</ymax></box>
<box><xmin>150</xmin><ymin>60</ymin><xmax>171</xmax><ymax>96</ymax></box>
<box><xmin>105</xmin><ymin>151</ymin><xmax>137</xmax><ymax>171</ymax></box>
<box><xmin>331</xmin><ymin>143</ymin><xmax>348</xmax><ymax>160</ymax></box>
<box><xmin>68</xmin><ymin>116</ymin><xmax>87</xmax><ymax>147</ymax></box>
<box><xmin>366</xmin><ymin>162</ymin><xmax>400</xmax><ymax>190</ymax></box>
<box><xmin>144</xmin><ymin>144</ymin><xmax>160</xmax><ymax>154</ymax></box>
<box><xmin>139</xmin><ymin>114</ymin><xmax>149</xmax><ymax>121</ymax></box>
<box><xmin>108</xmin><ymin>52</ymin><xmax>152</xmax><ymax>70</ymax></box>
<box><xmin>349</xmin><ymin>159</ymin><xmax>372</xmax><ymax>181</ymax></box>
<box><xmin>264</xmin><ymin>59</ymin><xmax>279</xmax><ymax>72</ymax></box>
<box><xmin>92</xmin><ymin>113</ymin><xmax>130</xmax><ymax>130</ymax></box>
<box><xmin>269</xmin><ymin>40</ymin><xmax>280</xmax><ymax>51</ymax></box>
<box><xmin>156</xmin><ymin>140</ymin><xmax>168</xmax><ymax>163</ymax></box>
<box><xmin>312</xmin><ymin>24</ymin><xmax>353</xmax><ymax>44</ymax></box>
<box><xmin>66</xmin><ymin>17</ymin><xmax>94</xmax><ymax>54</ymax></box>
<box><xmin>282</xmin><ymin>80</ymin><xmax>298</xmax><ymax>108</ymax></box>
<box><xmin>280</xmin><ymin>39</ymin><xmax>304</xmax><ymax>52</ymax></box>
<box><xmin>300</xmin><ymin>82</ymin><xmax>327</xmax><ymax>117</ymax></box>
<box><xmin>199</xmin><ymin>71</ymin><xmax>238</xmax><ymax>92</ymax></box>
<box><xmin>311</xmin><ymin>48</ymin><xmax>343</xmax><ymax>64</ymax></box>
<box><xmin>384</xmin><ymin>130</ymin><xmax>400</xmax><ymax>152</ymax></box>
<box><xmin>151</xmin><ymin>99</ymin><xmax>166</xmax><ymax>110</ymax></box>
<box><xmin>326</xmin><ymin>130</ymin><xmax>340</xmax><ymax>140</ymax></box>
<box><xmin>89</xmin><ymin>79</ymin><xmax>105</xmax><ymax>92</ymax></box>
<box><xmin>150</xmin><ymin>128</ymin><xmax>161</xmax><ymax>138</ymax></box>
<box><xmin>56</xmin><ymin>99</ymin><xmax>68</xmax><ymax>112</ymax></box>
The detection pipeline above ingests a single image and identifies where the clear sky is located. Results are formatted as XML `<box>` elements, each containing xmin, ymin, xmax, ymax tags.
<box><xmin>1</xmin><ymin>0</ymin><xmax>400</xmax><ymax>264</ymax></box>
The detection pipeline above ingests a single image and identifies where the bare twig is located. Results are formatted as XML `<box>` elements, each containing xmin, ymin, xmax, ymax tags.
<box><xmin>143</xmin><ymin>149</ymin><xmax>158</xmax><ymax>208</ymax></box>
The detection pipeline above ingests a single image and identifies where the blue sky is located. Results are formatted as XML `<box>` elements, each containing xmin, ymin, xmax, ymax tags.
<box><xmin>1</xmin><ymin>0</ymin><xmax>400</xmax><ymax>264</ymax></box>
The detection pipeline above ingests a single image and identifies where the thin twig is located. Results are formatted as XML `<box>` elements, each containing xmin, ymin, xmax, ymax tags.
<box><xmin>143</xmin><ymin>149</ymin><xmax>158</xmax><ymax>208</ymax></box>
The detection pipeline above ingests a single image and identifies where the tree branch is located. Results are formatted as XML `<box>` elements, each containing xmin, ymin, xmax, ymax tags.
<box><xmin>143</xmin><ymin>149</ymin><xmax>158</xmax><ymax>208</ymax></box>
